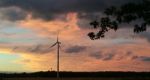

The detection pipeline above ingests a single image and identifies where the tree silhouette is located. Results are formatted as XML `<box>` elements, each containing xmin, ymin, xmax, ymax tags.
<box><xmin>88</xmin><ymin>0</ymin><xmax>150</xmax><ymax>40</ymax></box>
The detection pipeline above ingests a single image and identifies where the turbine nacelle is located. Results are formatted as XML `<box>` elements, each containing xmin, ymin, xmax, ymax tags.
<box><xmin>50</xmin><ymin>41</ymin><xmax>61</xmax><ymax>48</ymax></box>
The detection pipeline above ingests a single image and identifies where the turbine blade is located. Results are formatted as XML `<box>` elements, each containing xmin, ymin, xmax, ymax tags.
<box><xmin>50</xmin><ymin>42</ymin><xmax>57</xmax><ymax>48</ymax></box>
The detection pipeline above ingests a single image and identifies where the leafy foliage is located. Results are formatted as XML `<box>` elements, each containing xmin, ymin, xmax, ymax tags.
<box><xmin>88</xmin><ymin>0</ymin><xmax>150</xmax><ymax>40</ymax></box>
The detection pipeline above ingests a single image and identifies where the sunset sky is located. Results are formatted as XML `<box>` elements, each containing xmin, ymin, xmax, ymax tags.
<box><xmin>0</xmin><ymin>0</ymin><xmax>150</xmax><ymax>72</ymax></box>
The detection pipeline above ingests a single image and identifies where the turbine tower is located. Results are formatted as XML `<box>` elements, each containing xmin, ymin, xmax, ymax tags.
<box><xmin>50</xmin><ymin>32</ymin><xmax>61</xmax><ymax>79</ymax></box>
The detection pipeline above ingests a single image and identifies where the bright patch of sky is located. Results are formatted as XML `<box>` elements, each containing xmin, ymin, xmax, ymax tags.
<box><xmin>0</xmin><ymin>53</ymin><xmax>24</xmax><ymax>72</ymax></box>
<box><xmin>0</xmin><ymin>21</ymin><xmax>50</xmax><ymax>45</ymax></box>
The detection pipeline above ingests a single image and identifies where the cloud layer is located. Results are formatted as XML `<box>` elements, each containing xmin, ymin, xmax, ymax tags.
<box><xmin>0</xmin><ymin>0</ymin><xmax>149</xmax><ymax>72</ymax></box>
<box><xmin>0</xmin><ymin>0</ymin><xmax>140</xmax><ymax>21</ymax></box>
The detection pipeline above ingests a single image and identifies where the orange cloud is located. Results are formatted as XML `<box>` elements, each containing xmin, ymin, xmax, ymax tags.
<box><xmin>19</xmin><ymin>13</ymin><xmax>80</xmax><ymax>39</ymax></box>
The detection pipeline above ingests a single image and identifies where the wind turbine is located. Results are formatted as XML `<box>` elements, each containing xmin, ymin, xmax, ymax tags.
<box><xmin>50</xmin><ymin>32</ymin><xmax>61</xmax><ymax>79</ymax></box>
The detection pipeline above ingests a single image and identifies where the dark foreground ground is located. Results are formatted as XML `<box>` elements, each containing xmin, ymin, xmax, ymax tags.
<box><xmin>2</xmin><ymin>77</ymin><xmax>150</xmax><ymax>80</ymax></box>
<box><xmin>0</xmin><ymin>72</ymin><xmax>150</xmax><ymax>80</ymax></box>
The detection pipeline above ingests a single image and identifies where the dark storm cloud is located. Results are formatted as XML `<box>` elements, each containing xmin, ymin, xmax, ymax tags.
<box><xmin>138</xmin><ymin>32</ymin><xmax>150</xmax><ymax>43</ymax></box>
<box><xmin>125</xmin><ymin>51</ymin><xmax>133</xmax><ymax>56</ymax></box>
<box><xmin>103</xmin><ymin>53</ymin><xmax>115</xmax><ymax>61</ymax></box>
<box><xmin>132</xmin><ymin>56</ymin><xmax>150</xmax><ymax>62</ymax></box>
<box><xmin>118</xmin><ymin>51</ymin><xmax>150</xmax><ymax>62</ymax></box>
<box><xmin>0</xmin><ymin>0</ymin><xmax>139</xmax><ymax>21</ymax></box>
<box><xmin>140</xmin><ymin>57</ymin><xmax>150</xmax><ymax>62</ymax></box>
<box><xmin>90</xmin><ymin>51</ymin><xmax>116</xmax><ymax>61</ymax></box>
<box><xmin>12</xmin><ymin>44</ymin><xmax>54</xmax><ymax>54</ymax></box>
<box><xmin>90</xmin><ymin>50</ymin><xmax>150</xmax><ymax>62</ymax></box>
<box><xmin>90</xmin><ymin>52</ymin><xmax>103</xmax><ymax>59</ymax></box>
<box><xmin>0</xmin><ymin>7</ymin><xmax>27</xmax><ymax>21</ymax></box>
<box><xmin>65</xmin><ymin>45</ymin><xmax>87</xmax><ymax>53</ymax></box>
<box><xmin>124</xmin><ymin>51</ymin><xmax>150</xmax><ymax>62</ymax></box>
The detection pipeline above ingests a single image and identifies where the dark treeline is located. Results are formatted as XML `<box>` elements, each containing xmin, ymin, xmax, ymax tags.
<box><xmin>0</xmin><ymin>71</ymin><xmax>150</xmax><ymax>78</ymax></box>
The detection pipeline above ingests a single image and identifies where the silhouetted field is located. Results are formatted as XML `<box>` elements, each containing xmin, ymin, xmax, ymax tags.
<box><xmin>2</xmin><ymin>77</ymin><xmax>150</xmax><ymax>80</ymax></box>
<box><xmin>0</xmin><ymin>71</ymin><xmax>150</xmax><ymax>80</ymax></box>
